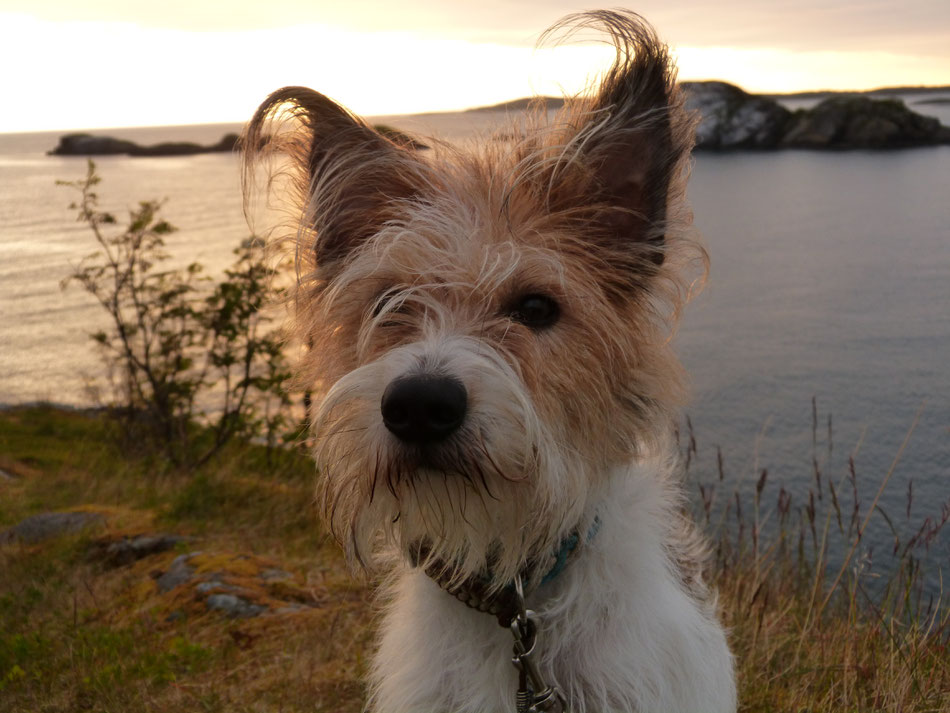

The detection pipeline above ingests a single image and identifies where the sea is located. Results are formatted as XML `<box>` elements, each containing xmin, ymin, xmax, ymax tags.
<box><xmin>1</xmin><ymin>94</ymin><xmax>948</xmax><ymax>593</ymax></box>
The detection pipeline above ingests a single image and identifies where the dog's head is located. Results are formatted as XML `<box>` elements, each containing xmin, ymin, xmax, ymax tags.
<box><xmin>244</xmin><ymin>10</ymin><xmax>703</xmax><ymax>586</ymax></box>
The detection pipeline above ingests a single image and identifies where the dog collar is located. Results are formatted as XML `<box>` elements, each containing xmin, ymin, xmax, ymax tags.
<box><xmin>420</xmin><ymin>516</ymin><xmax>601</xmax><ymax>627</ymax></box>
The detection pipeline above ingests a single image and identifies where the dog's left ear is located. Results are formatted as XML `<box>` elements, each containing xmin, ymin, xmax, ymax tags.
<box><xmin>546</xmin><ymin>11</ymin><xmax>690</xmax><ymax>268</ymax></box>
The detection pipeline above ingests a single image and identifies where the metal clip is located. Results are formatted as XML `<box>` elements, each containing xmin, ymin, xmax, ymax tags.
<box><xmin>509</xmin><ymin>575</ymin><xmax>568</xmax><ymax>713</ymax></box>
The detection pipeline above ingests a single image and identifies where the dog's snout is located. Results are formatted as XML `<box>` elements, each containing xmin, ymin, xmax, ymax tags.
<box><xmin>381</xmin><ymin>375</ymin><xmax>467</xmax><ymax>444</ymax></box>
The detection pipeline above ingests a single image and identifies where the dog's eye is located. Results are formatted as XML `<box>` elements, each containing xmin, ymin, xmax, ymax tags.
<box><xmin>371</xmin><ymin>289</ymin><xmax>407</xmax><ymax>319</ymax></box>
<box><xmin>509</xmin><ymin>294</ymin><xmax>560</xmax><ymax>329</ymax></box>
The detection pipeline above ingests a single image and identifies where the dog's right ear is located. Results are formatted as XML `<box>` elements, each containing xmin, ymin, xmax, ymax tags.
<box><xmin>243</xmin><ymin>87</ymin><xmax>419</xmax><ymax>268</ymax></box>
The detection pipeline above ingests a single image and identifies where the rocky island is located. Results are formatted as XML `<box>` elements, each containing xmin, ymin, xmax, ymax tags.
<box><xmin>48</xmin><ymin>125</ymin><xmax>426</xmax><ymax>157</ymax></box>
<box><xmin>682</xmin><ymin>81</ymin><xmax>950</xmax><ymax>150</ymax></box>
<box><xmin>49</xmin><ymin>132</ymin><xmax>240</xmax><ymax>157</ymax></box>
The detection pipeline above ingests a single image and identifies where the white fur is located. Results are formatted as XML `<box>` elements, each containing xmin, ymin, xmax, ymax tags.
<box><xmin>370</xmin><ymin>456</ymin><xmax>736</xmax><ymax>713</ymax></box>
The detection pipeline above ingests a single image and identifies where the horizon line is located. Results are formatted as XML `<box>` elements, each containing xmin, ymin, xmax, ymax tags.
<box><xmin>2</xmin><ymin>81</ymin><xmax>948</xmax><ymax>136</ymax></box>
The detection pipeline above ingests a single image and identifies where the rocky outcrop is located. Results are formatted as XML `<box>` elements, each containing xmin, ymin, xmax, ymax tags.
<box><xmin>682</xmin><ymin>82</ymin><xmax>950</xmax><ymax>150</ymax></box>
<box><xmin>49</xmin><ymin>133</ymin><xmax>240</xmax><ymax>157</ymax></box>
<box><xmin>780</xmin><ymin>97</ymin><xmax>950</xmax><ymax>148</ymax></box>
<box><xmin>49</xmin><ymin>135</ymin><xmax>140</xmax><ymax>156</ymax></box>
<box><xmin>683</xmin><ymin>81</ymin><xmax>792</xmax><ymax>149</ymax></box>
<box><xmin>154</xmin><ymin>551</ymin><xmax>320</xmax><ymax>620</ymax></box>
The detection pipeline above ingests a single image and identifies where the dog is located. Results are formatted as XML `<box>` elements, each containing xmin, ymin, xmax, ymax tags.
<box><xmin>244</xmin><ymin>9</ymin><xmax>736</xmax><ymax>713</ymax></box>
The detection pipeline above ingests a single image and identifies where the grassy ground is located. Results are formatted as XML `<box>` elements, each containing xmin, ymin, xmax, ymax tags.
<box><xmin>0</xmin><ymin>406</ymin><xmax>369</xmax><ymax>712</ymax></box>
<box><xmin>1</xmin><ymin>406</ymin><xmax>947</xmax><ymax>712</ymax></box>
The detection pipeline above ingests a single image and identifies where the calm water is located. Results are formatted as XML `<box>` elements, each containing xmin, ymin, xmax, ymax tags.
<box><xmin>1</xmin><ymin>103</ymin><xmax>948</xmax><ymax>588</ymax></box>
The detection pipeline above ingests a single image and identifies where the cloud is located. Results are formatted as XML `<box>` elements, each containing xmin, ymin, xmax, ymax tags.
<box><xmin>6</xmin><ymin>0</ymin><xmax>949</xmax><ymax>55</ymax></box>
<box><xmin>2</xmin><ymin>4</ymin><xmax>948</xmax><ymax>132</ymax></box>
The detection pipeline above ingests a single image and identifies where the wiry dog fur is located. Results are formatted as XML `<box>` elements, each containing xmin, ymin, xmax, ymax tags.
<box><xmin>244</xmin><ymin>10</ymin><xmax>736</xmax><ymax>713</ymax></box>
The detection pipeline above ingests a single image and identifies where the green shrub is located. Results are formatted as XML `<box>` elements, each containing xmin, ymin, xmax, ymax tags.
<box><xmin>60</xmin><ymin>161</ymin><xmax>294</xmax><ymax>468</ymax></box>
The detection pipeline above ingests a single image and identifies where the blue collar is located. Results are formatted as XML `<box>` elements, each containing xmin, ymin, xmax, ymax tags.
<box><xmin>539</xmin><ymin>515</ymin><xmax>602</xmax><ymax>586</ymax></box>
<box><xmin>421</xmin><ymin>515</ymin><xmax>602</xmax><ymax>625</ymax></box>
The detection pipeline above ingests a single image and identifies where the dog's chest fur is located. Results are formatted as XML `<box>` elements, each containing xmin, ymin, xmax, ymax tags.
<box><xmin>371</xmin><ymin>462</ymin><xmax>735</xmax><ymax>713</ymax></box>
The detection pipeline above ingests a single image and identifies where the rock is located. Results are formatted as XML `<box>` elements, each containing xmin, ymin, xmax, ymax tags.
<box><xmin>196</xmin><ymin>579</ymin><xmax>244</xmax><ymax>594</ymax></box>
<box><xmin>0</xmin><ymin>511</ymin><xmax>105</xmax><ymax>545</ymax></box>
<box><xmin>683</xmin><ymin>82</ymin><xmax>792</xmax><ymax>149</ymax></box>
<box><xmin>781</xmin><ymin>96</ymin><xmax>950</xmax><ymax>148</ymax></box>
<box><xmin>0</xmin><ymin>468</ymin><xmax>15</xmax><ymax>482</ymax></box>
<box><xmin>98</xmin><ymin>533</ymin><xmax>189</xmax><ymax>567</ymax></box>
<box><xmin>49</xmin><ymin>133</ymin><xmax>241</xmax><ymax>157</ymax></box>
<box><xmin>48</xmin><ymin>134</ymin><xmax>140</xmax><ymax>156</ymax></box>
<box><xmin>681</xmin><ymin>82</ymin><xmax>950</xmax><ymax>150</ymax></box>
<box><xmin>128</xmin><ymin>142</ymin><xmax>211</xmax><ymax>157</ymax></box>
<box><xmin>152</xmin><ymin>550</ymin><xmax>319</xmax><ymax>618</ymax></box>
<box><xmin>206</xmin><ymin>593</ymin><xmax>266</xmax><ymax>618</ymax></box>
<box><xmin>157</xmin><ymin>552</ymin><xmax>198</xmax><ymax>593</ymax></box>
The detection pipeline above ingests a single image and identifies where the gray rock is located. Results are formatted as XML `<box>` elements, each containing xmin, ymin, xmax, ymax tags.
<box><xmin>781</xmin><ymin>96</ymin><xmax>950</xmax><ymax>148</ymax></box>
<box><xmin>0</xmin><ymin>511</ymin><xmax>105</xmax><ymax>545</ymax></box>
<box><xmin>196</xmin><ymin>579</ymin><xmax>247</xmax><ymax>594</ymax></box>
<box><xmin>151</xmin><ymin>550</ymin><xmax>306</xmax><ymax>618</ymax></box>
<box><xmin>683</xmin><ymin>81</ymin><xmax>791</xmax><ymax>149</ymax></box>
<box><xmin>101</xmin><ymin>533</ymin><xmax>189</xmax><ymax>566</ymax></box>
<box><xmin>206</xmin><ymin>594</ymin><xmax>266</xmax><ymax>618</ymax></box>
<box><xmin>682</xmin><ymin>81</ymin><xmax>950</xmax><ymax>150</ymax></box>
<box><xmin>0</xmin><ymin>468</ymin><xmax>16</xmax><ymax>482</ymax></box>
<box><xmin>157</xmin><ymin>553</ymin><xmax>198</xmax><ymax>593</ymax></box>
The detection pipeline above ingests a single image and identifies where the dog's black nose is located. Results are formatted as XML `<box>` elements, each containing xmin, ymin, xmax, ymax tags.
<box><xmin>381</xmin><ymin>375</ymin><xmax>467</xmax><ymax>444</ymax></box>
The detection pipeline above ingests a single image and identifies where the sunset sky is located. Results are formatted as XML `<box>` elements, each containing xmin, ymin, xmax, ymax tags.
<box><xmin>1</xmin><ymin>0</ymin><xmax>949</xmax><ymax>132</ymax></box>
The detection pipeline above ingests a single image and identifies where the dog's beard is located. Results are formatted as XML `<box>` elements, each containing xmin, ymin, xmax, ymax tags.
<box><xmin>312</xmin><ymin>337</ymin><xmax>590</xmax><ymax>589</ymax></box>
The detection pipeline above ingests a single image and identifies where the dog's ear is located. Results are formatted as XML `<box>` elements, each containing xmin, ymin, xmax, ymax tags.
<box><xmin>544</xmin><ymin>11</ymin><xmax>691</xmax><ymax>268</ymax></box>
<box><xmin>243</xmin><ymin>87</ymin><xmax>419</xmax><ymax>268</ymax></box>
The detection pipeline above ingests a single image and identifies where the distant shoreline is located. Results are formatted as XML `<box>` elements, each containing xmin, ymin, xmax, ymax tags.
<box><xmin>462</xmin><ymin>84</ymin><xmax>950</xmax><ymax>113</ymax></box>
<box><xmin>762</xmin><ymin>84</ymin><xmax>950</xmax><ymax>101</ymax></box>
<box><xmin>459</xmin><ymin>83</ymin><xmax>950</xmax><ymax>151</ymax></box>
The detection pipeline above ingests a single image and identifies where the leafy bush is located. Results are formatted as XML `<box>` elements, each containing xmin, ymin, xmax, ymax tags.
<box><xmin>60</xmin><ymin>161</ymin><xmax>294</xmax><ymax>468</ymax></box>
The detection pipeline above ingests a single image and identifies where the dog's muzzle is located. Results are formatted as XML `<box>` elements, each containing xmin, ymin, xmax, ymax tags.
<box><xmin>380</xmin><ymin>375</ymin><xmax>467</xmax><ymax>444</ymax></box>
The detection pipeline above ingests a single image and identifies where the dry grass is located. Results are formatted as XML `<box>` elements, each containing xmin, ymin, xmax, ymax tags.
<box><xmin>685</xmin><ymin>402</ymin><xmax>950</xmax><ymax>712</ymax></box>
<box><xmin>0</xmin><ymin>405</ymin><xmax>371</xmax><ymax>713</ymax></box>
<box><xmin>1</xmin><ymin>404</ymin><xmax>947</xmax><ymax>712</ymax></box>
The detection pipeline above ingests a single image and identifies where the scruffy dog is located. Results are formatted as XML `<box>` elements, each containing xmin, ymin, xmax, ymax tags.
<box><xmin>245</xmin><ymin>9</ymin><xmax>735</xmax><ymax>713</ymax></box>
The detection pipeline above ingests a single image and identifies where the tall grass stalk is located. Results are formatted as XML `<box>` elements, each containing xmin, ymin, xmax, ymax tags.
<box><xmin>684</xmin><ymin>401</ymin><xmax>948</xmax><ymax>711</ymax></box>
